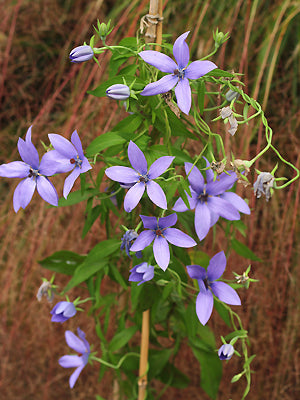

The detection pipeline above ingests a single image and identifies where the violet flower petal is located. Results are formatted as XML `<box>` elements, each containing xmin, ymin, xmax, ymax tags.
<box><xmin>59</xmin><ymin>355</ymin><xmax>83</xmax><ymax>368</ymax></box>
<box><xmin>172</xmin><ymin>31</ymin><xmax>190</xmax><ymax>69</ymax></box>
<box><xmin>210</xmin><ymin>281</ymin><xmax>241</xmax><ymax>305</ymax></box>
<box><xmin>175</xmin><ymin>77</ymin><xmax>191</xmax><ymax>114</ymax></box>
<box><xmin>221</xmin><ymin>192</ymin><xmax>250</xmax><ymax>214</ymax></box>
<box><xmin>207</xmin><ymin>196</ymin><xmax>240</xmax><ymax>220</ymax></box>
<box><xmin>65</xmin><ymin>331</ymin><xmax>87</xmax><ymax>354</ymax></box>
<box><xmin>80</xmin><ymin>157</ymin><xmax>92</xmax><ymax>173</ymax></box>
<box><xmin>69</xmin><ymin>365</ymin><xmax>85</xmax><ymax>389</ymax></box>
<box><xmin>63</xmin><ymin>168</ymin><xmax>81</xmax><ymax>199</ymax></box>
<box><xmin>173</xmin><ymin>196</ymin><xmax>189</xmax><ymax>212</ymax></box>
<box><xmin>140</xmin><ymin>74</ymin><xmax>178</xmax><ymax>96</ymax></box>
<box><xmin>48</xmin><ymin>134</ymin><xmax>76</xmax><ymax>158</ymax></box>
<box><xmin>71</xmin><ymin>130</ymin><xmax>84</xmax><ymax>159</ymax></box>
<box><xmin>128</xmin><ymin>141</ymin><xmax>148</xmax><ymax>174</ymax></box>
<box><xmin>153</xmin><ymin>235</ymin><xmax>170</xmax><ymax>271</ymax></box>
<box><xmin>185</xmin><ymin>60</ymin><xmax>217</xmax><ymax>79</ymax></box>
<box><xmin>196</xmin><ymin>283</ymin><xmax>214</xmax><ymax>325</ymax></box>
<box><xmin>41</xmin><ymin>150</ymin><xmax>74</xmax><ymax>174</ymax></box>
<box><xmin>194</xmin><ymin>202</ymin><xmax>211</xmax><ymax>241</ymax></box>
<box><xmin>186</xmin><ymin>265</ymin><xmax>207</xmax><ymax>280</ymax></box>
<box><xmin>0</xmin><ymin>161</ymin><xmax>29</xmax><ymax>178</ymax></box>
<box><xmin>164</xmin><ymin>227</ymin><xmax>196</xmax><ymax>247</ymax></box>
<box><xmin>206</xmin><ymin>172</ymin><xmax>237</xmax><ymax>195</ymax></box>
<box><xmin>124</xmin><ymin>182</ymin><xmax>145</xmax><ymax>212</ymax></box>
<box><xmin>105</xmin><ymin>166</ymin><xmax>139</xmax><ymax>183</ymax></box>
<box><xmin>140</xmin><ymin>215</ymin><xmax>158</xmax><ymax>230</ymax></box>
<box><xmin>158</xmin><ymin>213</ymin><xmax>177</xmax><ymax>228</ymax></box>
<box><xmin>185</xmin><ymin>162</ymin><xmax>205</xmax><ymax>193</ymax></box>
<box><xmin>17</xmin><ymin>137</ymin><xmax>39</xmax><ymax>169</ymax></box>
<box><xmin>146</xmin><ymin>180</ymin><xmax>167</xmax><ymax>209</ymax></box>
<box><xmin>203</xmin><ymin>157</ymin><xmax>214</xmax><ymax>183</ymax></box>
<box><xmin>207</xmin><ymin>251</ymin><xmax>226</xmax><ymax>281</ymax></box>
<box><xmin>130</xmin><ymin>230</ymin><xmax>156</xmax><ymax>251</ymax></box>
<box><xmin>138</xmin><ymin>50</ymin><xmax>177</xmax><ymax>73</ymax></box>
<box><xmin>148</xmin><ymin>156</ymin><xmax>175</xmax><ymax>179</ymax></box>
<box><xmin>13</xmin><ymin>178</ymin><xmax>36</xmax><ymax>212</ymax></box>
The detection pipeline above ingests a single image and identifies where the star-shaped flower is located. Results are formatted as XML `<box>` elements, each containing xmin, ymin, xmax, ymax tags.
<box><xmin>187</xmin><ymin>251</ymin><xmax>241</xmax><ymax>325</ymax></box>
<box><xmin>173</xmin><ymin>160</ymin><xmax>250</xmax><ymax>241</ymax></box>
<box><xmin>105</xmin><ymin>141</ymin><xmax>174</xmax><ymax>212</ymax></box>
<box><xmin>139</xmin><ymin>31</ymin><xmax>217</xmax><ymax>114</ymax></box>
<box><xmin>0</xmin><ymin>126</ymin><xmax>58</xmax><ymax>212</ymax></box>
<box><xmin>130</xmin><ymin>214</ymin><xmax>196</xmax><ymax>271</ymax></box>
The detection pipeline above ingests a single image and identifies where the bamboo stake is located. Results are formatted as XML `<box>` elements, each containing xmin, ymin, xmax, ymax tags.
<box><xmin>138</xmin><ymin>309</ymin><xmax>150</xmax><ymax>400</ymax></box>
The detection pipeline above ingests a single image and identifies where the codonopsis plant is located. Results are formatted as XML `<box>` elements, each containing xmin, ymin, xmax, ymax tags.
<box><xmin>1</xmin><ymin>9</ymin><xmax>299</xmax><ymax>400</ymax></box>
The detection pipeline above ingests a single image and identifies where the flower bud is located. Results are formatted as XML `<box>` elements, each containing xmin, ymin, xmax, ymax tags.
<box><xmin>226</xmin><ymin>88</ymin><xmax>240</xmax><ymax>102</ymax></box>
<box><xmin>129</xmin><ymin>262</ymin><xmax>154</xmax><ymax>286</ymax></box>
<box><xmin>50</xmin><ymin>301</ymin><xmax>77</xmax><ymax>323</ymax></box>
<box><xmin>218</xmin><ymin>344</ymin><xmax>234</xmax><ymax>360</ymax></box>
<box><xmin>106</xmin><ymin>84</ymin><xmax>130</xmax><ymax>100</ymax></box>
<box><xmin>69</xmin><ymin>45</ymin><xmax>94</xmax><ymax>63</ymax></box>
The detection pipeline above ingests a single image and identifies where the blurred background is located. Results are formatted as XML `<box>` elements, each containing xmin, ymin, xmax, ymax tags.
<box><xmin>0</xmin><ymin>0</ymin><xmax>299</xmax><ymax>399</ymax></box>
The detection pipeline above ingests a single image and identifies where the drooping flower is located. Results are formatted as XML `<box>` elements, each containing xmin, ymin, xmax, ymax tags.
<box><xmin>50</xmin><ymin>301</ymin><xmax>77</xmax><ymax>323</ymax></box>
<box><xmin>45</xmin><ymin>130</ymin><xmax>92</xmax><ymax>198</ymax></box>
<box><xmin>0</xmin><ymin>126</ymin><xmax>59</xmax><ymax>212</ymax></box>
<box><xmin>130</xmin><ymin>214</ymin><xmax>196</xmax><ymax>271</ymax></box>
<box><xmin>253</xmin><ymin>172</ymin><xmax>275</xmax><ymax>201</ymax></box>
<box><xmin>129</xmin><ymin>262</ymin><xmax>154</xmax><ymax>285</ymax></box>
<box><xmin>139</xmin><ymin>31</ymin><xmax>217</xmax><ymax>114</ymax></box>
<box><xmin>173</xmin><ymin>160</ymin><xmax>250</xmax><ymax>241</ymax></box>
<box><xmin>120</xmin><ymin>229</ymin><xmax>142</xmax><ymax>258</ymax></box>
<box><xmin>59</xmin><ymin>327</ymin><xmax>90</xmax><ymax>389</ymax></box>
<box><xmin>220</xmin><ymin>106</ymin><xmax>238</xmax><ymax>136</ymax></box>
<box><xmin>36</xmin><ymin>279</ymin><xmax>55</xmax><ymax>303</ymax></box>
<box><xmin>218</xmin><ymin>343</ymin><xmax>235</xmax><ymax>360</ymax></box>
<box><xmin>106</xmin><ymin>84</ymin><xmax>130</xmax><ymax>100</ymax></box>
<box><xmin>187</xmin><ymin>251</ymin><xmax>241</xmax><ymax>325</ymax></box>
<box><xmin>105</xmin><ymin>141</ymin><xmax>174</xmax><ymax>212</ymax></box>
<box><xmin>69</xmin><ymin>45</ymin><xmax>94</xmax><ymax>63</ymax></box>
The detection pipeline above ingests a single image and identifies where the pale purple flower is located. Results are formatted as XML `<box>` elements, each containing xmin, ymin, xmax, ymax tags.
<box><xmin>218</xmin><ymin>343</ymin><xmax>235</xmax><ymax>360</ymax></box>
<box><xmin>44</xmin><ymin>130</ymin><xmax>92</xmax><ymax>198</ymax></box>
<box><xmin>139</xmin><ymin>31</ymin><xmax>217</xmax><ymax>114</ymax></box>
<box><xmin>187</xmin><ymin>251</ymin><xmax>241</xmax><ymax>325</ymax></box>
<box><xmin>50</xmin><ymin>301</ymin><xmax>77</xmax><ymax>323</ymax></box>
<box><xmin>121</xmin><ymin>229</ymin><xmax>142</xmax><ymax>258</ymax></box>
<box><xmin>130</xmin><ymin>214</ymin><xmax>196</xmax><ymax>271</ymax></box>
<box><xmin>173</xmin><ymin>160</ymin><xmax>250</xmax><ymax>241</ymax></box>
<box><xmin>253</xmin><ymin>172</ymin><xmax>274</xmax><ymax>201</ymax></box>
<box><xmin>59</xmin><ymin>327</ymin><xmax>90</xmax><ymax>389</ymax></box>
<box><xmin>105</xmin><ymin>141</ymin><xmax>174</xmax><ymax>212</ymax></box>
<box><xmin>69</xmin><ymin>45</ymin><xmax>94</xmax><ymax>63</ymax></box>
<box><xmin>0</xmin><ymin>126</ymin><xmax>58</xmax><ymax>212</ymax></box>
<box><xmin>129</xmin><ymin>262</ymin><xmax>154</xmax><ymax>285</ymax></box>
<box><xmin>106</xmin><ymin>84</ymin><xmax>130</xmax><ymax>100</ymax></box>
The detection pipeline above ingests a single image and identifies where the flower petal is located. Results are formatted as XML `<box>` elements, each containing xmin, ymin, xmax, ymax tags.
<box><xmin>211</xmin><ymin>281</ymin><xmax>241</xmax><ymax>305</ymax></box>
<box><xmin>220</xmin><ymin>192</ymin><xmax>250</xmax><ymax>214</ymax></box>
<box><xmin>185</xmin><ymin>162</ymin><xmax>204</xmax><ymax>193</ymax></box>
<box><xmin>105</xmin><ymin>166</ymin><xmax>139</xmax><ymax>183</ymax></box>
<box><xmin>59</xmin><ymin>355</ymin><xmax>83</xmax><ymax>369</ymax></box>
<box><xmin>153</xmin><ymin>236</ymin><xmax>170</xmax><ymax>271</ymax></box>
<box><xmin>186</xmin><ymin>265</ymin><xmax>207</xmax><ymax>280</ymax></box>
<box><xmin>124</xmin><ymin>182</ymin><xmax>145</xmax><ymax>212</ymax></box>
<box><xmin>173</xmin><ymin>196</ymin><xmax>189</xmax><ymax>212</ymax></box>
<box><xmin>148</xmin><ymin>156</ymin><xmax>175</xmax><ymax>179</ymax></box>
<box><xmin>17</xmin><ymin>137</ymin><xmax>39</xmax><ymax>169</ymax></box>
<box><xmin>207</xmin><ymin>196</ymin><xmax>240</xmax><ymax>220</ymax></box>
<box><xmin>13</xmin><ymin>178</ymin><xmax>36</xmax><ymax>212</ymax></box>
<box><xmin>194</xmin><ymin>202</ymin><xmax>211</xmax><ymax>241</ymax></box>
<box><xmin>139</xmin><ymin>50</ymin><xmax>177</xmax><ymax>73</ymax></box>
<box><xmin>128</xmin><ymin>141</ymin><xmax>147</xmax><ymax>174</ymax></box>
<box><xmin>207</xmin><ymin>251</ymin><xmax>226</xmax><ymax>281</ymax></box>
<box><xmin>130</xmin><ymin>230</ymin><xmax>155</xmax><ymax>251</ymax></box>
<box><xmin>65</xmin><ymin>330</ymin><xmax>86</xmax><ymax>354</ymax></box>
<box><xmin>69</xmin><ymin>365</ymin><xmax>84</xmax><ymax>389</ymax></box>
<box><xmin>40</xmin><ymin>150</ymin><xmax>74</xmax><ymax>174</ymax></box>
<box><xmin>71</xmin><ymin>130</ymin><xmax>84</xmax><ymax>159</ymax></box>
<box><xmin>36</xmin><ymin>176</ymin><xmax>58</xmax><ymax>206</ymax></box>
<box><xmin>173</xmin><ymin>31</ymin><xmax>190</xmax><ymax>69</ymax></box>
<box><xmin>146</xmin><ymin>180</ymin><xmax>167</xmax><ymax>209</ymax></box>
<box><xmin>196</xmin><ymin>283</ymin><xmax>214</xmax><ymax>325</ymax></box>
<box><xmin>80</xmin><ymin>156</ymin><xmax>92</xmax><ymax>173</ymax></box>
<box><xmin>140</xmin><ymin>74</ymin><xmax>178</xmax><ymax>96</ymax></box>
<box><xmin>63</xmin><ymin>168</ymin><xmax>81</xmax><ymax>198</ymax></box>
<box><xmin>0</xmin><ymin>161</ymin><xmax>29</xmax><ymax>178</ymax></box>
<box><xmin>164</xmin><ymin>228</ymin><xmax>196</xmax><ymax>247</ymax></box>
<box><xmin>185</xmin><ymin>60</ymin><xmax>217</xmax><ymax>80</ymax></box>
<box><xmin>48</xmin><ymin>134</ymin><xmax>76</xmax><ymax>158</ymax></box>
<box><xmin>158</xmin><ymin>213</ymin><xmax>177</xmax><ymax>229</ymax></box>
<box><xmin>175</xmin><ymin>78</ymin><xmax>191</xmax><ymax>114</ymax></box>
<box><xmin>203</xmin><ymin>157</ymin><xmax>214</xmax><ymax>183</ymax></box>
<box><xmin>206</xmin><ymin>171</ymin><xmax>237</xmax><ymax>195</ymax></box>
<box><xmin>140</xmin><ymin>215</ymin><xmax>158</xmax><ymax>230</ymax></box>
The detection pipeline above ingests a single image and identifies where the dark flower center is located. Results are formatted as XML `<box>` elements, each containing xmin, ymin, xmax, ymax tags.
<box><xmin>155</xmin><ymin>228</ymin><xmax>163</xmax><ymax>236</ymax></box>
<box><xmin>203</xmin><ymin>277</ymin><xmax>210</xmax><ymax>290</ymax></box>
<box><xmin>28</xmin><ymin>167</ymin><xmax>40</xmax><ymax>178</ymax></box>
<box><xmin>70</xmin><ymin>155</ymin><xmax>83</xmax><ymax>168</ymax></box>
<box><xmin>173</xmin><ymin>68</ymin><xmax>185</xmax><ymax>80</ymax></box>
<box><xmin>198</xmin><ymin>188</ymin><xmax>208</xmax><ymax>203</ymax></box>
<box><xmin>139</xmin><ymin>173</ymin><xmax>150</xmax><ymax>183</ymax></box>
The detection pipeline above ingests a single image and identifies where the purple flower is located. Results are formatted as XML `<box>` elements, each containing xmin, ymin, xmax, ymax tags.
<box><xmin>106</xmin><ymin>84</ymin><xmax>130</xmax><ymax>100</ymax></box>
<box><xmin>130</xmin><ymin>214</ymin><xmax>197</xmax><ymax>271</ymax></box>
<box><xmin>139</xmin><ymin>31</ymin><xmax>217</xmax><ymax>114</ymax></box>
<box><xmin>121</xmin><ymin>229</ymin><xmax>142</xmax><ymax>258</ymax></box>
<box><xmin>50</xmin><ymin>301</ymin><xmax>77</xmax><ymax>323</ymax></box>
<box><xmin>59</xmin><ymin>327</ymin><xmax>90</xmax><ymax>389</ymax></box>
<box><xmin>187</xmin><ymin>251</ymin><xmax>241</xmax><ymax>325</ymax></box>
<box><xmin>129</xmin><ymin>262</ymin><xmax>154</xmax><ymax>285</ymax></box>
<box><xmin>0</xmin><ymin>126</ymin><xmax>58</xmax><ymax>212</ymax></box>
<box><xmin>218</xmin><ymin>343</ymin><xmax>235</xmax><ymax>360</ymax></box>
<box><xmin>105</xmin><ymin>141</ymin><xmax>174</xmax><ymax>212</ymax></box>
<box><xmin>45</xmin><ymin>130</ymin><xmax>92</xmax><ymax>198</ymax></box>
<box><xmin>173</xmin><ymin>161</ymin><xmax>250</xmax><ymax>241</ymax></box>
<box><xmin>69</xmin><ymin>45</ymin><xmax>94</xmax><ymax>63</ymax></box>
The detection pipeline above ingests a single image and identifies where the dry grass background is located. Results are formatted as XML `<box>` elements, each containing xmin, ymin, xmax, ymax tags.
<box><xmin>0</xmin><ymin>0</ymin><xmax>299</xmax><ymax>399</ymax></box>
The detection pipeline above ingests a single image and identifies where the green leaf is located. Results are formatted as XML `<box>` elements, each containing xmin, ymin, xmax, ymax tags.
<box><xmin>148</xmin><ymin>349</ymin><xmax>172</xmax><ymax>379</ymax></box>
<box><xmin>108</xmin><ymin>326</ymin><xmax>138</xmax><ymax>352</ymax></box>
<box><xmin>58</xmin><ymin>188</ymin><xmax>97</xmax><ymax>206</ymax></box>
<box><xmin>231</xmin><ymin>238</ymin><xmax>262</xmax><ymax>261</ymax></box>
<box><xmin>39</xmin><ymin>251</ymin><xmax>86</xmax><ymax>275</ymax></box>
<box><xmin>206</xmin><ymin>68</ymin><xmax>234</xmax><ymax>78</ymax></box>
<box><xmin>86</xmin><ymin>132</ymin><xmax>126</xmax><ymax>157</ymax></box>
<box><xmin>159</xmin><ymin>363</ymin><xmax>190</xmax><ymax>388</ymax></box>
<box><xmin>82</xmin><ymin>205</ymin><xmax>102</xmax><ymax>238</ymax></box>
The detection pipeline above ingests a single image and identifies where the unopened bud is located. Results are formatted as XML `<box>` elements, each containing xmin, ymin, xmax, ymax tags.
<box><xmin>69</xmin><ymin>45</ymin><xmax>94</xmax><ymax>63</ymax></box>
<box><xmin>106</xmin><ymin>84</ymin><xmax>130</xmax><ymax>100</ymax></box>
